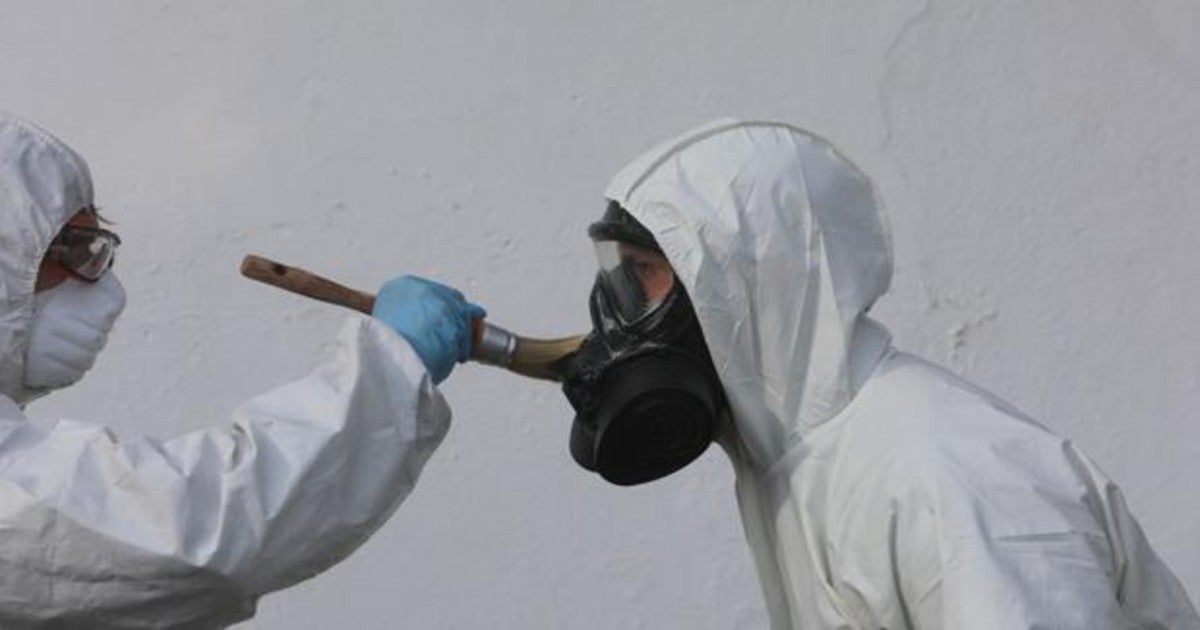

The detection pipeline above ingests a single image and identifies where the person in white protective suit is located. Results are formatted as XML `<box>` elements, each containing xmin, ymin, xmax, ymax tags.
<box><xmin>0</xmin><ymin>112</ymin><xmax>484</xmax><ymax>628</ymax></box>
<box><xmin>573</xmin><ymin>119</ymin><xmax>1199</xmax><ymax>628</ymax></box>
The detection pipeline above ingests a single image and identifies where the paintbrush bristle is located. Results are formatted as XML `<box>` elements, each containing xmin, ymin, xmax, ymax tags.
<box><xmin>510</xmin><ymin>335</ymin><xmax>586</xmax><ymax>382</ymax></box>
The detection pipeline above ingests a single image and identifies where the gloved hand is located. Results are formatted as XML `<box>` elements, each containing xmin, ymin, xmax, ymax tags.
<box><xmin>372</xmin><ymin>275</ymin><xmax>486</xmax><ymax>384</ymax></box>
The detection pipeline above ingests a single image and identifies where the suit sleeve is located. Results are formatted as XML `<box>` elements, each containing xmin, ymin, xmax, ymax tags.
<box><xmin>0</xmin><ymin>316</ymin><xmax>450</xmax><ymax>628</ymax></box>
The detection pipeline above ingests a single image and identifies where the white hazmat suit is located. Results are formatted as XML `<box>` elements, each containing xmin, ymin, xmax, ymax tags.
<box><xmin>0</xmin><ymin>113</ymin><xmax>449</xmax><ymax>628</ymax></box>
<box><xmin>606</xmin><ymin>119</ymin><xmax>1199</xmax><ymax>629</ymax></box>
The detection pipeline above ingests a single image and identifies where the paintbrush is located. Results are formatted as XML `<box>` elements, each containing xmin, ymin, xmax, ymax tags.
<box><xmin>239</xmin><ymin>255</ymin><xmax>583</xmax><ymax>382</ymax></box>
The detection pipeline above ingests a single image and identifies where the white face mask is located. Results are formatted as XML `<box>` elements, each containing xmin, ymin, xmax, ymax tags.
<box><xmin>23</xmin><ymin>273</ymin><xmax>126</xmax><ymax>391</ymax></box>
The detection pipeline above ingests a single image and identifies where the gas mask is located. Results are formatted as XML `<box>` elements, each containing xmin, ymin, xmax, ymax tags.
<box><xmin>562</xmin><ymin>202</ymin><xmax>725</xmax><ymax>486</ymax></box>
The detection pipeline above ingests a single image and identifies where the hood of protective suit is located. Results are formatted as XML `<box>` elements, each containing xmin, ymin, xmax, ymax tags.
<box><xmin>605</xmin><ymin>119</ymin><xmax>892</xmax><ymax>469</ymax></box>
<box><xmin>0</xmin><ymin>112</ymin><xmax>95</xmax><ymax>405</ymax></box>
<box><xmin>606</xmin><ymin>121</ymin><xmax>1200</xmax><ymax>630</ymax></box>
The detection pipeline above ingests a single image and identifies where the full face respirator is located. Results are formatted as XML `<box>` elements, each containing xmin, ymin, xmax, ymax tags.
<box><xmin>560</xmin><ymin>202</ymin><xmax>726</xmax><ymax>486</ymax></box>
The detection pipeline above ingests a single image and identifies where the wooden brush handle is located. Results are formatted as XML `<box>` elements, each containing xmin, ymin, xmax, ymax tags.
<box><xmin>241</xmin><ymin>255</ymin><xmax>377</xmax><ymax>314</ymax></box>
<box><xmin>240</xmin><ymin>254</ymin><xmax>485</xmax><ymax>343</ymax></box>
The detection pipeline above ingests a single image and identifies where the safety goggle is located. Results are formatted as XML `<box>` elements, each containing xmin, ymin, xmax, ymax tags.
<box><xmin>46</xmin><ymin>224</ymin><xmax>121</xmax><ymax>282</ymax></box>
<box><xmin>594</xmin><ymin>240</ymin><xmax>677</xmax><ymax>325</ymax></box>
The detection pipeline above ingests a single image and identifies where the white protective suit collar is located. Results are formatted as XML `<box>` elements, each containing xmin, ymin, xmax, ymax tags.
<box><xmin>605</xmin><ymin>119</ymin><xmax>893</xmax><ymax>469</ymax></box>
<box><xmin>0</xmin><ymin>112</ymin><xmax>95</xmax><ymax>405</ymax></box>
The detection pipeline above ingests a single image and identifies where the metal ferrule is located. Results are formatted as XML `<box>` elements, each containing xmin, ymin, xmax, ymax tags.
<box><xmin>473</xmin><ymin>322</ymin><xmax>517</xmax><ymax>368</ymax></box>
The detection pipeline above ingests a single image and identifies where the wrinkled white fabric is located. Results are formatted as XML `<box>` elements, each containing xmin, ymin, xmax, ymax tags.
<box><xmin>24</xmin><ymin>274</ymin><xmax>126</xmax><ymax>391</ymax></box>
<box><xmin>607</xmin><ymin>119</ymin><xmax>1199</xmax><ymax>629</ymax></box>
<box><xmin>0</xmin><ymin>112</ymin><xmax>451</xmax><ymax>628</ymax></box>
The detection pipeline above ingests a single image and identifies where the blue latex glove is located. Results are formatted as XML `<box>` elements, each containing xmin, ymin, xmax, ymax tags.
<box><xmin>372</xmin><ymin>275</ymin><xmax>487</xmax><ymax>384</ymax></box>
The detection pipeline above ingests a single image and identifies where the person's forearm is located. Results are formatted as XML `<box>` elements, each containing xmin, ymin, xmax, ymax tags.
<box><xmin>0</xmin><ymin>316</ymin><xmax>449</xmax><ymax>626</ymax></box>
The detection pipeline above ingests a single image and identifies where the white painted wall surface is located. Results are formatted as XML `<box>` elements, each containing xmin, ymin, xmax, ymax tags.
<box><xmin>2</xmin><ymin>1</ymin><xmax>1197</xmax><ymax>628</ymax></box>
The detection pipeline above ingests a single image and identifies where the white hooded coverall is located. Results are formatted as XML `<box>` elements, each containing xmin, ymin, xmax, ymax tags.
<box><xmin>606</xmin><ymin>119</ymin><xmax>1199</xmax><ymax>629</ymax></box>
<box><xmin>0</xmin><ymin>113</ymin><xmax>449</xmax><ymax>628</ymax></box>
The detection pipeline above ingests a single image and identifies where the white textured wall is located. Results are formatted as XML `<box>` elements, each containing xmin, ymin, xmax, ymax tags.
<box><xmin>3</xmin><ymin>1</ymin><xmax>1197</xmax><ymax>627</ymax></box>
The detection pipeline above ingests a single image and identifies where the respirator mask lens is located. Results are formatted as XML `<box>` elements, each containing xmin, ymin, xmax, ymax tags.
<box><xmin>594</xmin><ymin>240</ymin><xmax>676</xmax><ymax>325</ymax></box>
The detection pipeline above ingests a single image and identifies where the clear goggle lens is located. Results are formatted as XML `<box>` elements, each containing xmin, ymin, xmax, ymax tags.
<box><xmin>594</xmin><ymin>240</ymin><xmax>676</xmax><ymax>324</ymax></box>
<box><xmin>48</xmin><ymin>225</ymin><xmax>121</xmax><ymax>282</ymax></box>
